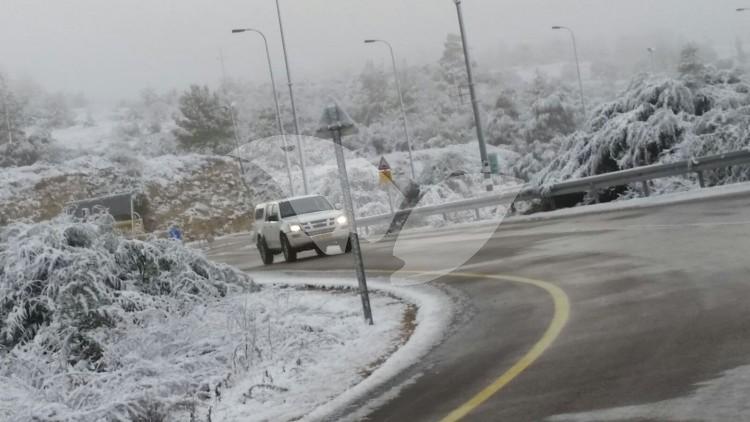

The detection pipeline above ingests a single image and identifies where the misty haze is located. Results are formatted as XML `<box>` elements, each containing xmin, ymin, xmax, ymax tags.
<box><xmin>3</xmin><ymin>1</ymin><xmax>750</xmax><ymax>421</ymax></box>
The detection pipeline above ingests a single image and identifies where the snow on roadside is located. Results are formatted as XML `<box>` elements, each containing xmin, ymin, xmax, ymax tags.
<box><xmin>250</xmin><ymin>273</ymin><xmax>455</xmax><ymax>421</ymax></box>
<box><xmin>208</xmin><ymin>287</ymin><xmax>408</xmax><ymax>421</ymax></box>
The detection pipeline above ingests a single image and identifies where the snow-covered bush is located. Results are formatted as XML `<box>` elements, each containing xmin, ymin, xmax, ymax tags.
<box><xmin>534</xmin><ymin>67</ymin><xmax>750</xmax><ymax>191</ymax></box>
<box><xmin>0</xmin><ymin>212</ymin><xmax>253</xmax><ymax>420</ymax></box>
<box><xmin>0</xmin><ymin>132</ymin><xmax>58</xmax><ymax>168</ymax></box>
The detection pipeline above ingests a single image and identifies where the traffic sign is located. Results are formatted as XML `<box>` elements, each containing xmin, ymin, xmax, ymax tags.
<box><xmin>315</xmin><ymin>103</ymin><xmax>358</xmax><ymax>139</ymax></box>
<box><xmin>378</xmin><ymin>156</ymin><xmax>391</xmax><ymax>171</ymax></box>
<box><xmin>378</xmin><ymin>156</ymin><xmax>392</xmax><ymax>186</ymax></box>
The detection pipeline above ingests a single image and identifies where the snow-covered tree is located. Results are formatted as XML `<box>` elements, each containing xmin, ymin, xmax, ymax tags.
<box><xmin>678</xmin><ymin>43</ymin><xmax>706</xmax><ymax>81</ymax></box>
<box><xmin>522</xmin><ymin>72</ymin><xmax>578</xmax><ymax>143</ymax></box>
<box><xmin>439</xmin><ymin>33</ymin><xmax>469</xmax><ymax>90</ymax></box>
<box><xmin>174</xmin><ymin>85</ymin><xmax>234</xmax><ymax>154</ymax></box>
<box><xmin>486</xmin><ymin>89</ymin><xmax>522</xmax><ymax>146</ymax></box>
<box><xmin>38</xmin><ymin>92</ymin><xmax>75</xmax><ymax>129</ymax></box>
<box><xmin>353</xmin><ymin>61</ymin><xmax>391</xmax><ymax>125</ymax></box>
<box><xmin>0</xmin><ymin>74</ymin><xmax>25</xmax><ymax>146</ymax></box>
<box><xmin>534</xmin><ymin>66</ymin><xmax>750</xmax><ymax>191</ymax></box>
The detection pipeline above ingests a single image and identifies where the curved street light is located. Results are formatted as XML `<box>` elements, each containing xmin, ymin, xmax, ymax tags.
<box><xmin>231</xmin><ymin>28</ymin><xmax>295</xmax><ymax>195</ymax></box>
<box><xmin>552</xmin><ymin>25</ymin><xmax>587</xmax><ymax>117</ymax></box>
<box><xmin>364</xmin><ymin>39</ymin><xmax>416</xmax><ymax>180</ymax></box>
<box><xmin>274</xmin><ymin>0</ymin><xmax>309</xmax><ymax>195</ymax></box>
<box><xmin>647</xmin><ymin>47</ymin><xmax>656</xmax><ymax>73</ymax></box>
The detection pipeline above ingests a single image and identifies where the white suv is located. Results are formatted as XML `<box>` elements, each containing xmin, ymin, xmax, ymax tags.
<box><xmin>252</xmin><ymin>195</ymin><xmax>352</xmax><ymax>265</ymax></box>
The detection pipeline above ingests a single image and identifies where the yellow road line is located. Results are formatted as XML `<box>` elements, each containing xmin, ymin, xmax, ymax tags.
<box><xmin>434</xmin><ymin>272</ymin><xmax>570</xmax><ymax>422</ymax></box>
<box><xmin>271</xmin><ymin>268</ymin><xmax>570</xmax><ymax>421</ymax></box>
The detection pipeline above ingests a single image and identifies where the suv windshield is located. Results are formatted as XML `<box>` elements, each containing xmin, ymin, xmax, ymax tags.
<box><xmin>279</xmin><ymin>196</ymin><xmax>333</xmax><ymax>218</ymax></box>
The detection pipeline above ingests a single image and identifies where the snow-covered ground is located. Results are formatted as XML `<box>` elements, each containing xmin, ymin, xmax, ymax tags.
<box><xmin>250</xmin><ymin>273</ymin><xmax>454</xmax><ymax>422</ymax></box>
<box><xmin>51</xmin><ymin>108</ymin><xmax>120</xmax><ymax>153</ymax></box>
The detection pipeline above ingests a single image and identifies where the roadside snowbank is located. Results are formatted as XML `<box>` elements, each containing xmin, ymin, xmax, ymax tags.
<box><xmin>250</xmin><ymin>272</ymin><xmax>455</xmax><ymax>421</ymax></box>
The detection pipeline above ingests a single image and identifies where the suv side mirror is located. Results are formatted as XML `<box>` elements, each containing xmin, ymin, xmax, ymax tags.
<box><xmin>334</xmin><ymin>203</ymin><xmax>342</xmax><ymax>210</ymax></box>
<box><xmin>267</xmin><ymin>212</ymin><xmax>279</xmax><ymax>222</ymax></box>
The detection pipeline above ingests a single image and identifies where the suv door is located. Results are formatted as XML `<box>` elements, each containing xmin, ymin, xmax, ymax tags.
<box><xmin>262</xmin><ymin>203</ymin><xmax>282</xmax><ymax>249</ymax></box>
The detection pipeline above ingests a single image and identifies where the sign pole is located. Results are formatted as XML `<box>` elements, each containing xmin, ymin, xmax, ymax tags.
<box><xmin>385</xmin><ymin>183</ymin><xmax>394</xmax><ymax>217</ymax></box>
<box><xmin>378</xmin><ymin>156</ymin><xmax>395</xmax><ymax>218</ymax></box>
<box><xmin>332</xmin><ymin>128</ymin><xmax>374</xmax><ymax>325</ymax></box>
<box><xmin>318</xmin><ymin>103</ymin><xmax>373</xmax><ymax>325</ymax></box>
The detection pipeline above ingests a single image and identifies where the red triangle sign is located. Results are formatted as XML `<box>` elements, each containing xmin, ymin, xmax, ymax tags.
<box><xmin>378</xmin><ymin>156</ymin><xmax>391</xmax><ymax>171</ymax></box>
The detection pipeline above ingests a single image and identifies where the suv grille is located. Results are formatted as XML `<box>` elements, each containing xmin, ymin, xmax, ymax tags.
<box><xmin>306</xmin><ymin>226</ymin><xmax>335</xmax><ymax>236</ymax></box>
<box><xmin>303</xmin><ymin>218</ymin><xmax>336</xmax><ymax>235</ymax></box>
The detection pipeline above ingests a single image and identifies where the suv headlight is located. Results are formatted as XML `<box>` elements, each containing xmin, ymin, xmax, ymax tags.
<box><xmin>336</xmin><ymin>215</ymin><xmax>348</xmax><ymax>225</ymax></box>
<box><xmin>289</xmin><ymin>224</ymin><xmax>302</xmax><ymax>233</ymax></box>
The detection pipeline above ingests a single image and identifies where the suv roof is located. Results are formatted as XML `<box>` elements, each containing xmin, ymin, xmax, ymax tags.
<box><xmin>256</xmin><ymin>194</ymin><xmax>324</xmax><ymax>207</ymax></box>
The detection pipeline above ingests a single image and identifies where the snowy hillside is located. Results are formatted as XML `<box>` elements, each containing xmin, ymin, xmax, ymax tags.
<box><xmin>0</xmin><ymin>153</ymin><xmax>254</xmax><ymax>239</ymax></box>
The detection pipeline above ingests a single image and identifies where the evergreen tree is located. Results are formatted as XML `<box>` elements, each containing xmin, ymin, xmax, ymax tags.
<box><xmin>39</xmin><ymin>92</ymin><xmax>75</xmax><ymax>129</ymax></box>
<box><xmin>173</xmin><ymin>85</ymin><xmax>234</xmax><ymax>153</ymax></box>
<box><xmin>678</xmin><ymin>43</ymin><xmax>705</xmax><ymax>79</ymax></box>
<box><xmin>0</xmin><ymin>74</ymin><xmax>25</xmax><ymax>146</ymax></box>
<box><xmin>736</xmin><ymin>37</ymin><xmax>748</xmax><ymax>68</ymax></box>
<box><xmin>354</xmin><ymin>61</ymin><xmax>390</xmax><ymax>125</ymax></box>
<box><xmin>439</xmin><ymin>33</ymin><xmax>468</xmax><ymax>87</ymax></box>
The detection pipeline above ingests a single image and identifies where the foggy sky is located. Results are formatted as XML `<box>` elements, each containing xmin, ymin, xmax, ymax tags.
<box><xmin>0</xmin><ymin>0</ymin><xmax>746</xmax><ymax>103</ymax></box>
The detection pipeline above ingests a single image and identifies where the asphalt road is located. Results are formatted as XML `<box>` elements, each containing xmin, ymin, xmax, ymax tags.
<box><xmin>205</xmin><ymin>191</ymin><xmax>750</xmax><ymax>421</ymax></box>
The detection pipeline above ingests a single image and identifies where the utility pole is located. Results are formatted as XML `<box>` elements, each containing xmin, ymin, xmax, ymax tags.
<box><xmin>453</xmin><ymin>0</ymin><xmax>492</xmax><ymax>191</ymax></box>
<box><xmin>275</xmin><ymin>0</ymin><xmax>310</xmax><ymax>194</ymax></box>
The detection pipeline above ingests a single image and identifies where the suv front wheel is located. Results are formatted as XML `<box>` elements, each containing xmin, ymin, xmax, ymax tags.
<box><xmin>257</xmin><ymin>236</ymin><xmax>274</xmax><ymax>265</ymax></box>
<box><xmin>339</xmin><ymin>237</ymin><xmax>352</xmax><ymax>253</ymax></box>
<box><xmin>280</xmin><ymin>233</ymin><xmax>298</xmax><ymax>262</ymax></box>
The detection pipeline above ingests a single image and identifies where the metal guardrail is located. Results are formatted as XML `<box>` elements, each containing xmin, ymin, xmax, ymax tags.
<box><xmin>357</xmin><ymin>149</ymin><xmax>750</xmax><ymax>229</ymax></box>
<box><xmin>547</xmin><ymin>149</ymin><xmax>750</xmax><ymax>196</ymax></box>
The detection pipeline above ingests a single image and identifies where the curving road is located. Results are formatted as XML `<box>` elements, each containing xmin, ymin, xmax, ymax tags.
<box><xmin>205</xmin><ymin>190</ymin><xmax>750</xmax><ymax>421</ymax></box>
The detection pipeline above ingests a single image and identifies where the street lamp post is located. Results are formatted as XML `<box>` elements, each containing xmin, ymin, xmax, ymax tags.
<box><xmin>232</xmin><ymin>28</ymin><xmax>295</xmax><ymax>195</ymax></box>
<box><xmin>275</xmin><ymin>0</ymin><xmax>309</xmax><ymax>195</ymax></box>
<box><xmin>224</xmin><ymin>103</ymin><xmax>246</xmax><ymax>175</ymax></box>
<box><xmin>364</xmin><ymin>39</ymin><xmax>416</xmax><ymax>180</ymax></box>
<box><xmin>647</xmin><ymin>47</ymin><xmax>656</xmax><ymax>73</ymax></box>
<box><xmin>452</xmin><ymin>0</ymin><xmax>493</xmax><ymax>191</ymax></box>
<box><xmin>552</xmin><ymin>25</ymin><xmax>587</xmax><ymax>117</ymax></box>
<box><xmin>0</xmin><ymin>74</ymin><xmax>13</xmax><ymax>146</ymax></box>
